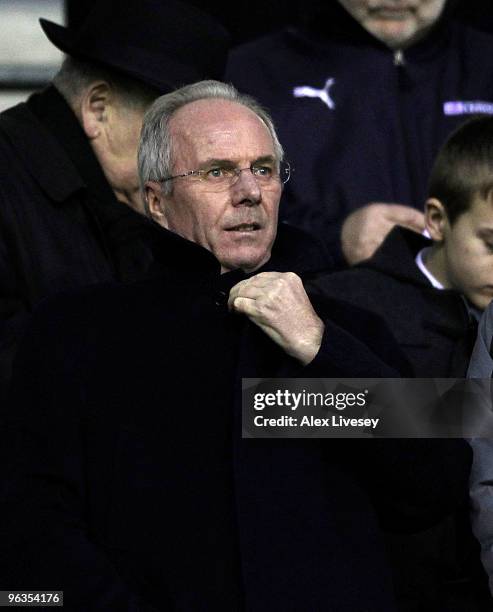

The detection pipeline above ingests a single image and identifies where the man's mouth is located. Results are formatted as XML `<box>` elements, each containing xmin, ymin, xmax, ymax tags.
<box><xmin>370</xmin><ymin>7</ymin><xmax>413</xmax><ymax>19</ymax></box>
<box><xmin>225</xmin><ymin>223</ymin><xmax>261</xmax><ymax>232</ymax></box>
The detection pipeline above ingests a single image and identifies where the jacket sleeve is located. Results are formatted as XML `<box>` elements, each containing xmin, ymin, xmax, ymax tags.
<box><xmin>0</xmin><ymin>302</ymin><xmax>162</xmax><ymax>612</ymax></box>
<box><xmin>469</xmin><ymin>437</ymin><xmax>493</xmax><ymax>596</ymax></box>
<box><xmin>303</xmin><ymin>294</ymin><xmax>413</xmax><ymax>377</ymax></box>
<box><xmin>467</xmin><ymin>303</ymin><xmax>493</xmax><ymax>594</ymax></box>
<box><xmin>468</xmin><ymin>303</ymin><xmax>493</xmax><ymax>378</ymax></box>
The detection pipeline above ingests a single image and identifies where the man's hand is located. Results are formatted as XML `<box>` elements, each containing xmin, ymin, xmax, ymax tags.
<box><xmin>228</xmin><ymin>272</ymin><xmax>324</xmax><ymax>365</ymax></box>
<box><xmin>341</xmin><ymin>203</ymin><xmax>425</xmax><ymax>265</ymax></box>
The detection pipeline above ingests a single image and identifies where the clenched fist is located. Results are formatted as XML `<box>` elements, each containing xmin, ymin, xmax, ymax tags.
<box><xmin>228</xmin><ymin>271</ymin><xmax>324</xmax><ymax>365</ymax></box>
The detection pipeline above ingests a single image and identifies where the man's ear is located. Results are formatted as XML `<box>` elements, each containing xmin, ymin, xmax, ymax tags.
<box><xmin>425</xmin><ymin>198</ymin><xmax>448</xmax><ymax>241</ymax></box>
<box><xmin>145</xmin><ymin>181</ymin><xmax>168</xmax><ymax>228</ymax></box>
<box><xmin>80</xmin><ymin>81</ymin><xmax>112</xmax><ymax>140</ymax></box>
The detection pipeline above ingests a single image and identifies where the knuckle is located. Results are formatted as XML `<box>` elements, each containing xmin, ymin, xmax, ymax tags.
<box><xmin>287</xmin><ymin>271</ymin><xmax>301</xmax><ymax>286</ymax></box>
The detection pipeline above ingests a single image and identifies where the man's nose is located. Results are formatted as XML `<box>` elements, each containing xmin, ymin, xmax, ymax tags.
<box><xmin>231</xmin><ymin>168</ymin><xmax>262</xmax><ymax>204</ymax></box>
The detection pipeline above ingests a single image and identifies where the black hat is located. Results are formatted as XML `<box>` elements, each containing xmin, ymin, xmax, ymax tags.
<box><xmin>40</xmin><ymin>0</ymin><xmax>230</xmax><ymax>93</ymax></box>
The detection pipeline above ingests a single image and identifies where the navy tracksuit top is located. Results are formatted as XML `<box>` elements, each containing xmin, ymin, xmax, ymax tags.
<box><xmin>226</xmin><ymin>3</ymin><xmax>493</xmax><ymax>263</ymax></box>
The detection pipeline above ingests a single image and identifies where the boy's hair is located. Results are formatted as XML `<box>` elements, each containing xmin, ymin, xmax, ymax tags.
<box><xmin>428</xmin><ymin>115</ymin><xmax>493</xmax><ymax>224</ymax></box>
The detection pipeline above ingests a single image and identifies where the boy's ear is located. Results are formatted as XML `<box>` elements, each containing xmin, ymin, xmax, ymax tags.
<box><xmin>145</xmin><ymin>181</ymin><xmax>168</xmax><ymax>228</ymax></box>
<box><xmin>425</xmin><ymin>198</ymin><xmax>448</xmax><ymax>241</ymax></box>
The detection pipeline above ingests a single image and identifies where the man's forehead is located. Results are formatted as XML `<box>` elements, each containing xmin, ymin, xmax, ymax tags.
<box><xmin>172</xmin><ymin>97</ymin><xmax>259</xmax><ymax>123</ymax></box>
<box><xmin>338</xmin><ymin>0</ymin><xmax>439</xmax><ymax>9</ymax></box>
<box><xmin>169</xmin><ymin>98</ymin><xmax>274</xmax><ymax>160</ymax></box>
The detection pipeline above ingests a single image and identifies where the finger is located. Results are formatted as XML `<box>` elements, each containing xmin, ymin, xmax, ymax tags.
<box><xmin>247</xmin><ymin>271</ymin><xmax>285</xmax><ymax>281</ymax></box>
<box><xmin>228</xmin><ymin>278</ymin><xmax>253</xmax><ymax>309</ymax></box>
<box><xmin>387</xmin><ymin>211</ymin><xmax>426</xmax><ymax>232</ymax></box>
<box><xmin>229</xmin><ymin>273</ymin><xmax>286</xmax><ymax>309</ymax></box>
<box><xmin>385</xmin><ymin>204</ymin><xmax>426</xmax><ymax>229</ymax></box>
<box><xmin>229</xmin><ymin>274</ymin><xmax>277</xmax><ymax>298</ymax></box>
<box><xmin>236</xmin><ymin>284</ymin><xmax>270</xmax><ymax>301</ymax></box>
<box><xmin>236</xmin><ymin>272</ymin><xmax>284</xmax><ymax>290</ymax></box>
<box><xmin>230</xmin><ymin>296</ymin><xmax>258</xmax><ymax>317</ymax></box>
<box><xmin>399</xmin><ymin>223</ymin><xmax>426</xmax><ymax>236</ymax></box>
<box><xmin>229</xmin><ymin>283</ymin><xmax>279</xmax><ymax>313</ymax></box>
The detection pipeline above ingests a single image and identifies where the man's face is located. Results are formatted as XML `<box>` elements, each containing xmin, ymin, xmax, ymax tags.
<box><xmin>153</xmin><ymin>99</ymin><xmax>281</xmax><ymax>274</ymax></box>
<box><xmin>100</xmin><ymin>103</ymin><xmax>147</xmax><ymax>213</ymax></box>
<box><xmin>337</xmin><ymin>0</ymin><xmax>447</xmax><ymax>49</ymax></box>
<box><xmin>439</xmin><ymin>195</ymin><xmax>493</xmax><ymax>311</ymax></box>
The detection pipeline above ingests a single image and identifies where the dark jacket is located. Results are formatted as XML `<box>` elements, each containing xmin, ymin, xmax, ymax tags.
<box><xmin>468</xmin><ymin>304</ymin><xmax>493</xmax><ymax>600</ymax></box>
<box><xmin>226</xmin><ymin>2</ymin><xmax>493</xmax><ymax>264</ymax></box>
<box><xmin>0</xmin><ymin>86</ymin><xmax>166</xmax><ymax>395</ymax></box>
<box><xmin>1</xmin><ymin>226</ymin><xmax>472</xmax><ymax>612</ymax></box>
<box><xmin>308</xmin><ymin>227</ymin><xmax>490</xmax><ymax>611</ymax></box>
<box><xmin>308</xmin><ymin>227</ymin><xmax>478</xmax><ymax>377</ymax></box>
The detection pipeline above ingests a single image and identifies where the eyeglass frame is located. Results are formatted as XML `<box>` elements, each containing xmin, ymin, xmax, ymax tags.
<box><xmin>158</xmin><ymin>159</ymin><xmax>292</xmax><ymax>188</ymax></box>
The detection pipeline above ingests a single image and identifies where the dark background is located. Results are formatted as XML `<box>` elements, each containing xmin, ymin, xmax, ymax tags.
<box><xmin>66</xmin><ymin>0</ymin><xmax>493</xmax><ymax>45</ymax></box>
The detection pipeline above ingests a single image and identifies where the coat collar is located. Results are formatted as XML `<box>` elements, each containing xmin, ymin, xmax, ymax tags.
<box><xmin>0</xmin><ymin>86</ymin><xmax>115</xmax><ymax>206</ymax></box>
<box><xmin>149</xmin><ymin>222</ymin><xmax>333</xmax><ymax>289</ymax></box>
<box><xmin>360</xmin><ymin>226</ymin><xmax>475</xmax><ymax>338</ymax></box>
<box><xmin>359</xmin><ymin>226</ymin><xmax>435</xmax><ymax>287</ymax></box>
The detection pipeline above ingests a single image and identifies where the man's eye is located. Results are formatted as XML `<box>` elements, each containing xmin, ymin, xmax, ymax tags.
<box><xmin>205</xmin><ymin>167</ymin><xmax>232</xmax><ymax>180</ymax></box>
<box><xmin>252</xmin><ymin>165</ymin><xmax>273</xmax><ymax>178</ymax></box>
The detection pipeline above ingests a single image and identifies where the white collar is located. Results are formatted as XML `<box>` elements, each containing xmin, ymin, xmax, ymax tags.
<box><xmin>415</xmin><ymin>247</ymin><xmax>444</xmax><ymax>290</ymax></box>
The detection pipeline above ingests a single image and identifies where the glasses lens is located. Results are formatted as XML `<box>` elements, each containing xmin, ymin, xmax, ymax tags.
<box><xmin>192</xmin><ymin>162</ymin><xmax>292</xmax><ymax>191</ymax></box>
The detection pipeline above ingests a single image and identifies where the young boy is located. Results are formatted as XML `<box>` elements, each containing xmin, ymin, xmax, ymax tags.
<box><xmin>307</xmin><ymin>115</ymin><xmax>493</xmax><ymax>610</ymax></box>
<box><xmin>309</xmin><ymin>115</ymin><xmax>493</xmax><ymax>378</ymax></box>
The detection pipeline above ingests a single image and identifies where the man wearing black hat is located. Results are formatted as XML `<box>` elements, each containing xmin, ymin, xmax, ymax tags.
<box><xmin>0</xmin><ymin>0</ymin><xmax>229</xmax><ymax>398</ymax></box>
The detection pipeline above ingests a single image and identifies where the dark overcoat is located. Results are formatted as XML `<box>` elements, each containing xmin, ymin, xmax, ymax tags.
<box><xmin>1</xmin><ymin>226</ymin><xmax>472</xmax><ymax>612</ymax></box>
<box><xmin>0</xmin><ymin>86</ymin><xmax>166</xmax><ymax>395</ymax></box>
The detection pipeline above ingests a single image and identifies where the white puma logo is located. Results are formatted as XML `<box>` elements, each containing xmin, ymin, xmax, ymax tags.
<box><xmin>293</xmin><ymin>78</ymin><xmax>336</xmax><ymax>110</ymax></box>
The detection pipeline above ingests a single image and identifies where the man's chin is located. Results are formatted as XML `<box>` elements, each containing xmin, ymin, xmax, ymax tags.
<box><xmin>218</xmin><ymin>248</ymin><xmax>272</xmax><ymax>274</ymax></box>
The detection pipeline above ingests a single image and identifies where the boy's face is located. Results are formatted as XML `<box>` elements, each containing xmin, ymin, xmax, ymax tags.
<box><xmin>432</xmin><ymin>195</ymin><xmax>493</xmax><ymax>310</ymax></box>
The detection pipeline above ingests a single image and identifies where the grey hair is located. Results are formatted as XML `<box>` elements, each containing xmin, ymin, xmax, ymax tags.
<box><xmin>138</xmin><ymin>80</ymin><xmax>284</xmax><ymax>210</ymax></box>
<box><xmin>53</xmin><ymin>57</ymin><xmax>158</xmax><ymax>111</ymax></box>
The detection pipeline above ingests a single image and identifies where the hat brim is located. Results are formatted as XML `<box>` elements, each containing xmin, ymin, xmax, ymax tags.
<box><xmin>40</xmin><ymin>19</ymin><xmax>78</xmax><ymax>57</ymax></box>
<box><xmin>40</xmin><ymin>18</ymin><xmax>204</xmax><ymax>93</ymax></box>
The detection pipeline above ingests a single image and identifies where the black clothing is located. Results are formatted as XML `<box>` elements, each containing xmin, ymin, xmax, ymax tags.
<box><xmin>307</xmin><ymin>227</ymin><xmax>490</xmax><ymax>611</ymax></box>
<box><xmin>0</xmin><ymin>86</ymin><xmax>166</xmax><ymax>395</ymax></box>
<box><xmin>308</xmin><ymin>227</ymin><xmax>478</xmax><ymax>378</ymax></box>
<box><xmin>40</xmin><ymin>0</ymin><xmax>230</xmax><ymax>92</ymax></box>
<box><xmin>1</xmin><ymin>226</ymin><xmax>472</xmax><ymax>612</ymax></box>
<box><xmin>226</xmin><ymin>2</ymin><xmax>493</xmax><ymax>263</ymax></box>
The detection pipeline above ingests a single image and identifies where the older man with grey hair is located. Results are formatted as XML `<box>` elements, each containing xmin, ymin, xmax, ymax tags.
<box><xmin>0</xmin><ymin>80</ymin><xmax>473</xmax><ymax>612</ymax></box>
<box><xmin>138</xmin><ymin>79</ymin><xmax>326</xmax><ymax>363</ymax></box>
